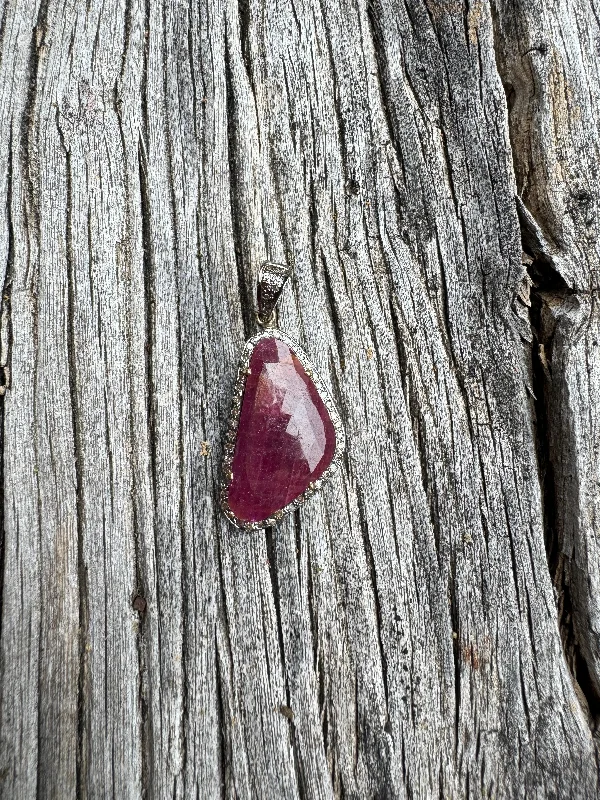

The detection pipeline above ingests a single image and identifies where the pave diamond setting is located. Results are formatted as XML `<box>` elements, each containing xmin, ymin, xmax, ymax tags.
<box><xmin>220</xmin><ymin>328</ymin><xmax>344</xmax><ymax>530</ymax></box>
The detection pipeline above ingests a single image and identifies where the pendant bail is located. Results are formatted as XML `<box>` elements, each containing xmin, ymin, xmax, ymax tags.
<box><xmin>257</xmin><ymin>262</ymin><xmax>292</xmax><ymax>327</ymax></box>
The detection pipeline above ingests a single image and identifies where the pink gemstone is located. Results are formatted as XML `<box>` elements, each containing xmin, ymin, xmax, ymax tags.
<box><xmin>227</xmin><ymin>337</ymin><xmax>337</xmax><ymax>523</ymax></box>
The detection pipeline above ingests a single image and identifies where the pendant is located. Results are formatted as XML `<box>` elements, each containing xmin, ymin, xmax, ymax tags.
<box><xmin>220</xmin><ymin>263</ymin><xmax>345</xmax><ymax>529</ymax></box>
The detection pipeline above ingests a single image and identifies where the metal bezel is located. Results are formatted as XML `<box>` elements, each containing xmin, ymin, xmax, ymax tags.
<box><xmin>220</xmin><ymin>328</ymin><xmax>345</xmax><ymax>530</ymax></box>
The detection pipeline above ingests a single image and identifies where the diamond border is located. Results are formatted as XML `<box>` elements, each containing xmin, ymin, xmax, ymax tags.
<box><xmin>220</xmin><ymin>328</ymin><xmax>345</xmax><ymax>530</ymax></box>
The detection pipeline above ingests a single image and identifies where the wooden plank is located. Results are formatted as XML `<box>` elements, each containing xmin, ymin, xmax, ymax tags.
<box><xmin>493</xmin><ymin>0</ymin><xmax>600</xmax><ymax>713</ymax></box>
<box><xmin>0</xmin><ymin>0</ymin><xmax>597</xmax><ymax>796</ymax></box>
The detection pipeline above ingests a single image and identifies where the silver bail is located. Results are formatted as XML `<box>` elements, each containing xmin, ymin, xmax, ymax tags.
<box><xmin>257</xmin><ymin>262</ymin><xmax>292</xmax><ymax>326</ymax></box>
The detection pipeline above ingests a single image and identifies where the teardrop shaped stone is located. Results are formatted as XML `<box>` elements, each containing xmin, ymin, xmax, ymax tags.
<box><xmin>227</xmin><ymin>336</ymin><xmax>337</xmax><ymax>524</ymax></box>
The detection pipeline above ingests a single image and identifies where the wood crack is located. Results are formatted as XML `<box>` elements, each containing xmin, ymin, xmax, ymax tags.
<box><xmin>492</xmin><ymin>0</ymin><xmax>600</xmax><ymax>749</ymax></box>
<box><xmin>137</xmin><ymin>61</ymin><xmax>153</xmax><ymax>792</ymax></box>
<box><xmin>0</xmin><ymin>128</ymin><xmax>14</xmax><ymax>673</ymax></box>
<box><xmin>526</xmin><ymin>242</ymin><xmax>600</xmax><ymax>728</ymax></box>
<box><xmin>223</xmin><ymin>33</ymin><xmax>253</xmax><ymax>340</ymax></box>
<box><xmin>63</xmin><ymin>139</ymin><xmax>89</xmax><ymax>800</ymax></box>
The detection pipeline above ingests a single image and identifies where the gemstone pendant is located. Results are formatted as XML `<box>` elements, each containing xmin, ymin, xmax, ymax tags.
<box><xmin>220</xmin><ymin>263</ymin><xmax>344</xmax><ymax>529</ymax></box>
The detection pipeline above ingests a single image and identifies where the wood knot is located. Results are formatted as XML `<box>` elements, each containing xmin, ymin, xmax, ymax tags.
<box><xmin>132</xmin><ymin>595</ymin><xmax>147</xmax><ymax>613</ymax></box>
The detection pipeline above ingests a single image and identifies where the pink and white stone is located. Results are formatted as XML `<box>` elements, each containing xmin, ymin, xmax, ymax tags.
<box><xmin>227</xmin><ymin>337</ymin><xmax>337</xmax><ymax>524</ymax></box>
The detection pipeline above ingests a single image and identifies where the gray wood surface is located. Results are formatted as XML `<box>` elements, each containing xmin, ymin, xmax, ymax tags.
<box><xmin>0</xmin><ymin>0</ymin><xmax>598</xmax><ymax>797</ymax></box>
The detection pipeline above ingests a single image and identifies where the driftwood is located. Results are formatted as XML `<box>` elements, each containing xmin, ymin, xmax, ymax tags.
<box><xmin>0</xmin><ymin>0</ymin><xmax>598</xmax><ymax>797</ymax></box>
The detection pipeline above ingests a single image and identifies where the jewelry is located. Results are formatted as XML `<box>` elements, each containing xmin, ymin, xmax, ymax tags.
<box><xmin>220</xmin><ymin>263</ymin><xmax>345</xmax><ymax>529</ymax></box>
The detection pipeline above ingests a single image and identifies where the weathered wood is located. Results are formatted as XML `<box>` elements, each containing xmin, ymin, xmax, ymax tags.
<box><xmin>493</xmin><ymin>0</ymin><xmax>600</xmax><ymax>714</ymax></box>
<box><xmin>0</xmin><ymin>0</ymin><xmax>598</xmax><ymax>798</ymax></box>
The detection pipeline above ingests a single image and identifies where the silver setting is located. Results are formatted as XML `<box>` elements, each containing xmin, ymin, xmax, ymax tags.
<box><xmin>257</xmin><ymin>262</ymin><xmax>292</xmax><ymax>327</ymax></box>
<box><xmin>220</xmin><ymin>328</ymin><xmax>345</xmax><ymax>530</ymax></box>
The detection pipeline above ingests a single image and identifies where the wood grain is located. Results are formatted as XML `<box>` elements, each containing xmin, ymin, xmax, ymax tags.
<box><xmin>0</xmin><ymin>0</ymin><xmax>598</xmax><ymax>797</ymax></box>
<box><xmin>493</xmin><ymin>0</ymin><xmax>600</xmax><ymax>724</ymax></box>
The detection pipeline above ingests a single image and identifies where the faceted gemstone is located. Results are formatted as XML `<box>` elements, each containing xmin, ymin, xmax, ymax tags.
<box><xmin>227</xmin><ymin>336</ymin><xmax>337</xmax><ymax>523</ymax></box>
